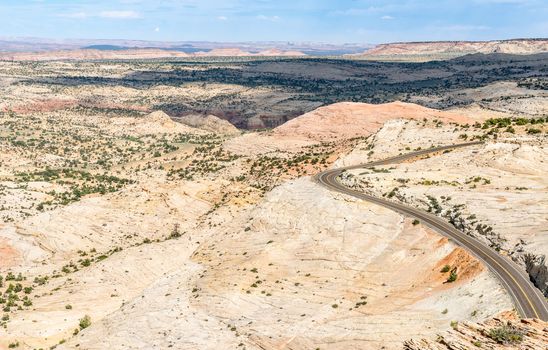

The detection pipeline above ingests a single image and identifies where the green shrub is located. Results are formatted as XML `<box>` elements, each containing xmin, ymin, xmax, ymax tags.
<box><xmin>440</xmin><ymin>265</ymin><xmax>451</xmax><ymax>273</ymax></box>
<box><xmin>487</xmin><ymin>324</ymin><xmax>523</xmax><ymax>344</ymax></box>
<box><xmin>79</xmin><ymin>315</ymin><xmax>91</xmax><ymax>330</ymax></box>
<box><xmin>447</xmin><ymin>270</ymin><xmax>458</xmax><ymax>283</ymax></box>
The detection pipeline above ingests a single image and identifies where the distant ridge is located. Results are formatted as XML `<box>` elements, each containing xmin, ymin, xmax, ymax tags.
<box><xmin>0</xmin><ymin>37</ymin><xmax>372</xmax><ymax>56</ymax></box>
<box><xmin>348</xmin><ymin>38</ymin><xmax>548</xmax><ymax>62</ymax></box>
<box><xmin>0</xmin><ymin>47</ymin><xmax>306</xmax><ymax>61</ymax></box>
<box><xmin>83</xmin><ymin>45</ymin><xmax>127</xmax><ymax>51</ymax></box>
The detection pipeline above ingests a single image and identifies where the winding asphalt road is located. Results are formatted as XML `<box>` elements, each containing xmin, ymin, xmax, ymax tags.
<box><xmin>314</xmin><ymin>141</ymin><xmax>548</xmax><ymax>320</ymax></box>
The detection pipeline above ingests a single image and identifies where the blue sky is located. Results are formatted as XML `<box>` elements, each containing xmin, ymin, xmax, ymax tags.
<box><xmin>0</xmin><ymin>0</ymin><xmax>546</xmax><ymax>43</ymax></box>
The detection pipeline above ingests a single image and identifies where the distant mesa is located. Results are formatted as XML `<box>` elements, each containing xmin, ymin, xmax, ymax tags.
<box><xmin>192</xmin><ymin>47</ymin><xmax>306</xmax><ymax>57</ymax></box>
<box><xmin>83</xmin><ymin>45</ymin><xmax>127</xmax><ymax>51</ymax></box>
<box><xmin>348</xmin><ymin>38</ymin><xmax>548</xmax><ymax>61</ymax></box>
<box><xmin>0</xmin><ymin>48</ymin><xmax>191</xmax><ymax>61</ymax></box>
<box><xmin>0</xmin><ymin>47</ymin><xmax>306</xmax><ymax>61</ymax></box>
<box><xmin>0</xmin><ymin>38</ymin><xmax>370</xmax><ymax>56</ymax></box>
<box><xmin>0</xmin><ymin>38</ymin><xmax>546</xmax><ymax>62</ymax></box>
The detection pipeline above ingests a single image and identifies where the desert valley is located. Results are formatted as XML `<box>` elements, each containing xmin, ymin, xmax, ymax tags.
<box><xmin>0</xmin><ymin>36</ymin><xmax>546</xmax><ymax>350</ymax></box>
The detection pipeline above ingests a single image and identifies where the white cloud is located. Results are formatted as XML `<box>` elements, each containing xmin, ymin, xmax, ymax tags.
<box><xmin>154</xmin><ymin>27</ymin><xmax>160</xmax><ymax>32</ymax></box>
<box><xmin>99</xmin><ymin>11</ymin><xmax>142</xmax><ymax>19</ymax></box>
<box><xmin>217</xmin><ymin>16</ymin><xmax>228</xmax><ymax>21</ymax></box>
<box><xmin>256</xmin><ymin>14</ymin><xmax>280</xmax><ymax>21</ymax></box>
<box><xmin>381</xmin><ymin>15</ymin><xmax>394</xmax><ymax>20</ymax></box>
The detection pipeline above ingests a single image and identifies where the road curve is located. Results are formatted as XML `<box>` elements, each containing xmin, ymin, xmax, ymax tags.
<box><xmin>314</xmin><ymin>141</ymin><xmax>548</xmax><ymax>320</ymax></box>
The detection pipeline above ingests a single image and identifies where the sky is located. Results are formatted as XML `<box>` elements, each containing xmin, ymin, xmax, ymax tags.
<box><xmin>0</xmin><ymin>0</ymin><xmax>546</xmax><ymax>44</ymax></box>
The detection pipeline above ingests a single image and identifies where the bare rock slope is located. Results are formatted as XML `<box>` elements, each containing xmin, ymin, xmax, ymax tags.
<box><xmin>273</xmin><ymin>101</ymin><xmax>471</xmax><ymax>141</ymax></box>
<box><xmin>59</xmin><ymin>179</ymin><xmax>511</xmax><ymax>350</ymax></box>
<box><xmin>404</xmin><ymin>313</ymin><xmax>548</xmax><ymax>350</ymax></box>
<box><xmin>176</xmin><ymin>114</ymin><xmax>241</xmax><ymax>135</ymax></box>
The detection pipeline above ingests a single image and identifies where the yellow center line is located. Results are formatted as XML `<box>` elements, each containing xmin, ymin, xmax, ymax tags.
<box><xmin>444</xmin><ymin>223</ymin><xmax>541</xmax><ymax>319</ymax></box>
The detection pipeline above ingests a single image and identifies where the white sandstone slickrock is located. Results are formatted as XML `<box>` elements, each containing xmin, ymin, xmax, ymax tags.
<box><xmin>1</xmin><ymin>102</ymin><xmax>537</xmax><ymax>350</ymax></box>
<box><xmin>60</xmin><ymin>179</ymin><xmax>511</xmax><ymax>350</ymax></box>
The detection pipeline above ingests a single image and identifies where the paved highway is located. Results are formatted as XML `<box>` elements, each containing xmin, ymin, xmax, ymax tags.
<box><xmin>314</xmin><ymin>141</ymin><xmax>548</xmax><ymax>320</ymax></box>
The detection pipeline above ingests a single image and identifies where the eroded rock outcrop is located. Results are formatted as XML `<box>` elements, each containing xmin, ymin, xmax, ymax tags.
<box><xmin>404</xmin><ymin>314</ymin><xmax>548</xmax><ymax>350</ymax></box>
<box><xmin>523</xmin><ymin>254</ymin><xmax>548</xmax><ymax>296</ymax></box>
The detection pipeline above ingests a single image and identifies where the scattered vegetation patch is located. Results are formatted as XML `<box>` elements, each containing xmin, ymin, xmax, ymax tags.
<box><xmin>79</xmin><ymin>315</ymin><xmax>92</xmax><ymax>330</ymax></box>
<box><xmin>15</xmin><ymin>168</ymin><xmax>134</xmax><ymax>210</ymax></box>
<box><xmin>486</xmin><ymin>324</ymin><xmax>524</xmax><ymax>344</ymax></box>
<box><xmin>0</xmin><ymin>272</ymin><xmax>39</xmax><ymax>325</ymax></box>
<box><xmin>446</xmin><ymin>269</ymin><xmax>458</xmax><ymax>283</ymax></box>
